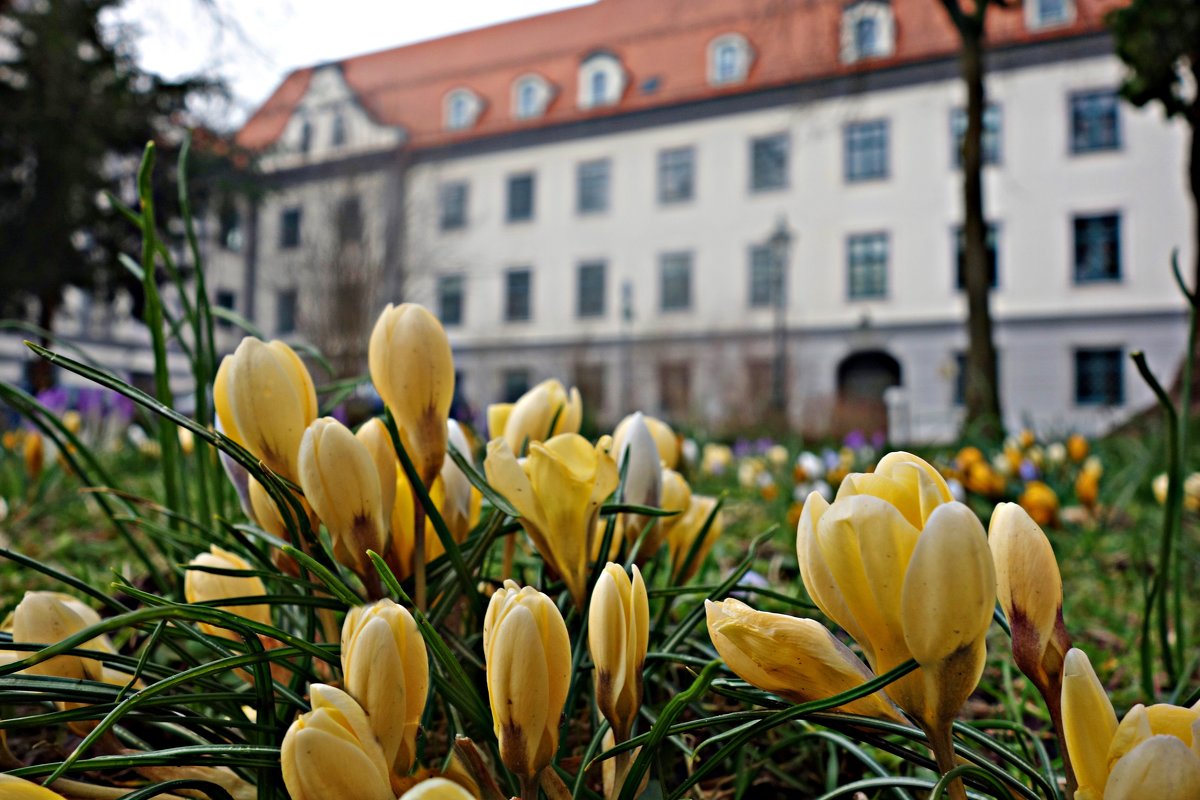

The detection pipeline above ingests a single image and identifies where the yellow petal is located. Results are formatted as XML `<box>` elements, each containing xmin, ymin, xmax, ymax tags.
<box><xmin>487</xmin><ymin>403</ymin><xmax>514</xmax><ymax>444</ymax></box>
<box><xmin>705</xmin><ymin>598</ymin><xmax>905</xmax><ymax>722</ymax></box>
<box><xmin>0</xmin><ymin>774</ymin><xmax>69</xmax><ymax>799</ymax></box>
<box><xmin>668</xmin><ymin>495</ymin><xmax>721</xmax><ymax>583</ymax></box>
<box><xmin>1104</xmin><ymin>735</ymin><xmax>1200</xmax><ymax>800</ymax></box>
<box><xmin>355</xmin><ymin>418</ymin><xmax>398</xmax><ymax>530</ymax></box>
<box><xmin>398</xmin><ymin>777</ymin><xmax>477</xmax><ymax>800</ymax></box>
<box><xmin>488</xmin><ymin>603</ymin><xmax>550</xmax><ymax>777</ymax></box>
<box><xmin>281</xmin><ymin>684</ymin><xmax>393</xmax><ymax>800</ymax></box>
<box><xmin>184</xmin><ymin>546</ymin><xmax>271</xmax><ymax>636</ymax></box>
<box><xmin>1062</xmin><ymin>648</ymin><xmax>1119</xmax><ymax>796</ymax></box>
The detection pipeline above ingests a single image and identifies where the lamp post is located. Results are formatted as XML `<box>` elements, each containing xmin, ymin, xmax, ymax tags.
<box><xmin>768</xmin><ymin>219</ymin><xmax>796</xmax><ymax>419</ymax></box>
<box><xmin>768</xmin><ymin>217</ymin><xmax>793</xmax><ymax>417</ymax></box>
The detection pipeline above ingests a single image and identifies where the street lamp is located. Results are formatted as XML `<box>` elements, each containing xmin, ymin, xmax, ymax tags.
<box><xmin>768</xmin><ymin>217</ymin><xmax>793</xmax><ymax>416</ymax></box>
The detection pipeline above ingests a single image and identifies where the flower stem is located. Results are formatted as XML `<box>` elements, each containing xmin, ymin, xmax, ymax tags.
<box><xmin>412</xmin><ymin>482</ymin><xmax>427</xmax><ymax>611</ymax></box>
<box><xmin>924</xmin><ymin>721</ymin><xmax>967</xmax><ymax>800</ymax></box>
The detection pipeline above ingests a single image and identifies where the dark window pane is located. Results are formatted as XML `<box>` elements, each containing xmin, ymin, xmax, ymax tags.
<box><xmin>438</xmin><ymin>275</ymin><xmax>465</xmax><ymax>326</ymax></box>
<box><xmin>844</xmin><ymin>120</ymin><xmax>889</xmax><ymax>182</ymax></box>
<box><xmin>336</xmin><ymin>196</ymin><xmax>363</xmax><ymax>244</ymax></box>
<box><xmin>1075</xmin><ymin>348</ymin><xmax>1123</xmax><ymax>405</ymax></box>
<box><xmin>277</xmin><ymin>289</ymin><xmax>298</xmax><ymax>334</ymax></box>
<box><xmin>577</xmin><ymin>160</ymin><xmax>610</xmax><ymax>214</ymax></box>
<box><xmin>573</xmin><ymin>363</ymin><xmax>606</xmax><ymax>415</ymax></box>
<box><xmin>950</xmin><ymin>105</ymin><xmax>1002</xmax><ymax>167</ymax></box>
<box><xmin>1070</xmin><ymin>91</ymin><xmax>1120</xmax><ymax>153</ymax></box>
<box><xmin>216</xmin><ymin>289</ymin><xmax>235</xmax><ymax>329</ymax></box>
<box><xmin>502</xmin><ymin>368</ymin><xmax>531</xmax><ymax>403</ymax></box>
<box><xmin>658</xmin><ymin>147</ymin><xmax>694</xmax><ymax>203</ymax></box>
<box><xmin>751</xmin><ymin>134</ymin><xmax>789</xmax><ymax>191</ymax></box>
<box><xmin>659</xmin><ymin>362</ymin><xmax>691</xmax><ymax>419</ymax></box>
<box><xmin>847</xmin><ymin>232</ymin><xmax>889</xmax><ymax>299</ymax></box>
<box><xmin>440</xmin><ymin>182</ymin><xmax>468</xmax><ymax>230</ymax></box>
<box><xmin>507</xmin><ymin>174</ymin><xmax>535</xmax><ymax>221</ymax></box>
<box><xmin>1073</xmin><ymin>214</ymin><xmax>1121</xmax><ymax>282</ymax></box>
<box><xmin>331</xmin><ymin>114</ymin><xmax>347</xmax><ymax>147</ymax></box>
<box><xmin>505</xmin><ymin>269</ymin><xmax>532</xmax><ymax>321</ymax></box>
<box><xmin>748</xmin><ymin>244</ymin><xmax>776</xmax><ymax>308</ymax></box>
<box><xmin>577</xmin><ymin>261</ymin><xmax>606</xmax><ymax>317</ymax></box>
<box><xmin>279</xmin><ymin>207</ymin><xmax>302</xmax><ymax>249</ymax></box>
<box><xmin>660</xmin><ymin>252</ymin><xmax>692</xmax><ymax>310</ymax></box>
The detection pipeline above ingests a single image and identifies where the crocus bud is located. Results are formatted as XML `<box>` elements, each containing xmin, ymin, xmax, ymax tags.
<box><xmin>705</xmin><ymin>598</ymin><xmax>904</xmax><ymax>722</ymax></box>
<box><xmin>184</xmin><ymin>546</ymin><xmax>271</xmax><ymax>638</ymax></box>
<box><xmin>298</xmin><ymin>418</ymin><xmax>387</xmax><ymax>585</ymax></box>
<box><xmin>617</xmin><ymin>413</ymin><xmax>663</xmax><ymax>558</ymax></box>
<box><xmin>613</xmin><ymin>413</ymin><xmax>679</xmax><ymax>470</ymax></box>
<box><xmin>23</xmin><ymin>430</ymin><xmax>44</xmax><ymax>480</ymax></box>
<box><xmin>493</xmin><ymin>379</ymin><xmax>582</xmax><ymax>455</ymax></box>
<box><xmin>666</xmin><ymin>495</ymin><xmax>721</xmax><ymax>583</ymax></box>
<box><xmin>988</xmin><ymin>503</ymin><xmax>1070</xmax><ymax>698</ymax></box>
<box><xmin>356</xmin><ymin>417</ymin><xmax>398</xmax><ymax>529</ymax></box>
<box><xmin>368</xmin><ymin>303</ymin><xmax>454</xmax><ymax>486</ymax></box>
<box><xmin>440</xmin><ymin>420</ymin><xmax>480</xmax><ymax>541</ymax></box>
<box><xmin>281</xmin><ymin>684</ymin><xmax>393</xmax><ymax>800</ymax></box>
<box><xmin>1018</xmin><ymin>480</ymin><xmax>1059</xmax><ymax>527</ymax></box>
<box><xmin>248</xmin><ymin>476</ymin><xmax>289</xmax><ymax>540</ymax></box>
<box><xmin>398</xmin><ymin>777</ymin><xmax>477</xmax><ymax>800</ymax></box>
<box><xmin>1062</xmin><ymin>647</ymin><xmax>1119</xmax><ymax>797</ymax></box>
<box><xmin>484</xmin><ymin>434</ymin><xmax>618</xmax><ymax>608</ymax></box>
<box><xmin>483</xmin><ymin>581</ymin><xmax>571</xmax><ymax>779</ymax></box>
<box><xmin>216</xmin><ymin>418</ymin><xmax>254</xmax><ymax>518</ymax></box>
<box><xmin>0</xmin><ymin>774</ymin><xmax>68</xmax><ymax>799</ymax></box>
<box><xmin>588</xmin><ymin>564</ymin><xmax>649</xmax><ymax>741</ymax></box>
<box><xmin>214</xmin><ymin>337</ymin><xmax>317</xmax><ymax>483</ymax></box>
<box><xmin>1066</xmin><ymin>433</ymin><xmax>1088</xmax><ymax>462</ymax></box>
<box><xmin>11</xmin><ymin>591</ymin><xmax>118</xmax><ymax>682</ymax></box>
<box><xmin>341</xmin><ymin>599</ymin><xmax>428</xmax><ymax>773</ymax></box>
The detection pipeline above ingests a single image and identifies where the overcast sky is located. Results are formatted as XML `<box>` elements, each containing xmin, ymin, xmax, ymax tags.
<box><xmin>109</xmin><ymin>0</ymin><xmax>594</xmax><ymax>129</ymax></box>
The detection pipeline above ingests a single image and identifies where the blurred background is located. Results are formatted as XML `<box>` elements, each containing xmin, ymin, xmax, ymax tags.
<box><xmin>1</xmin><ymin>0</ymin><xmax>1196</xmax><ymax>445</ymax></box>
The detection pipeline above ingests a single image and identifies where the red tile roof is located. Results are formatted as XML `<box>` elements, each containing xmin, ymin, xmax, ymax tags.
<box><xmin>236</xmin><ymin>0</ymin><xmax>1125</xmax><ymax>152</ymax></box>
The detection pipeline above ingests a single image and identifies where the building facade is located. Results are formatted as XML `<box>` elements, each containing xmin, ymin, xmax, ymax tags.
<box><xmin>219</xmin><ymin>0</ymin><xmax>1193</xmax><ymax>440</ymax></box>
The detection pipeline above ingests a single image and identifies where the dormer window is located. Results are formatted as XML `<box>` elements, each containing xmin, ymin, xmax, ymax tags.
<box><xmin>512</xmin><ymin>74</ymin><xmax>552</xmax><ymax>120</ymax></box>
<box><xmin>578</xmin><ymin>52</ymin><xmax>625</xmax><ymax>110</ymax></box>
<box><xmin>331</xmin><ymin>112</ymin><xmax>347</xmax><ymax>147</ymax></box>
<box><xmin>444</xmin><ymin>88</ymin><xmax>482</xmax><ymax>131</ymax></box>
<box><xmin>298</xmin><ymin>119</ymin><xmax>312</xmax><ymax>154</ymax></box>
<box><xmin>1027</xmin><ymin>0</ymin><xmax>1074</xmax><ymax>29</ymax></box>
<box><xmin>708</xmin><ymin>34</ymin><xmax>752</xmax><ymax>85</ymax></box>
<box><xmin>841</xmin><ymin>1</ymin><xmax>895</xmax><ymax>64</ymax></box>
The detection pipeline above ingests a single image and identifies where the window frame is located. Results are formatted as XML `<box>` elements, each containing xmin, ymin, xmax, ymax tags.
<box><xmin>439</xmin><ymin>181</ymin><xmax>469</xmax><ymax>231</ymax></box>
<box><xmin>708</xmin><ymin>33</ymin><xmax>752</xmax><ymax>85</ymax></box>
<box><xmin>576</xmin><ymin>260</ymin><xmax>607</xmax><ymax>318</ymax></box>
<box><xmin>437</xmin><ymin>274</ymin><xmax>465</xmax><ymax>327</ymax></box>
<box><xmin>953</xmin><ymin>222</ymin><xmax>1001</xmax><ymax>290</ymax></box>
<box><xmin>844</xmin><ymin>119</ymin><xmax>890</xmax><ymax>183</ymax></box>
<box><xmin>1072</xmin><ymin>212</ymin><xmax>1123</xmax><ymax>284</ymax></box>
<box><xmin>658</xmin><ymin>146</ymin><xmax>696</xmax><ymax>205</ymax></box>
<box><xmin>950</xmin><ymin>104</ymin><xmax>1002</xmax><ymax>168</ymax></box>
<box><xmin>276</xmin><ymin>288</ymin><xmax>298</xmax><ymax>335</ymax></box>
<box><xmin>846</xmin><ymin>231</ymin><xmax>890</xmax><ymax>300</ymax></box>
<box><xmin>504</xmin><ymin>267</ymin><xmax>533</xmax><ymax>322</ymax></box>
<box><xmin>1069</xmin><ymin>89</ymin><xmax>1121</xmax><ymax>155</ymax></box>
<box><xmin>1074</xmin><ymin>347</ymin><xmax>1124</xmax><ymax>406</ymax></box>
<box><xmin>750</xmin><ymin>133</ymin><xmax>790</xmax><ymax>193</ymax></box>
<box><xmin>576</xmin><ymin>159</ymin><xmax>611</xmax><ymax>215</ymax></box>
<box><xmin>279</xmin><ymin>206</ymin><xmax>302</xmax><ymax>250</ymax></box>
<box><xmin>748</xmin><ymin>244</ymin><xmax>777</xmax><ymax>308</ymax></box>
<box><xmin>506</xmin><ymin>173</ymin><xmax>536</xmax><ymax>223</ymax></box>
<box><xmin>659</xmin><ymin>251</ymin><xmax>694</xmax><ymax>312</ymax></box>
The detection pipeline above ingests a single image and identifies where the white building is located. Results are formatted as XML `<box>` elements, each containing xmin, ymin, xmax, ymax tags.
<box><xmin>220</xmin><ymin>0</ymin><xmax>1192</xmax><ymax>440</ymax></box>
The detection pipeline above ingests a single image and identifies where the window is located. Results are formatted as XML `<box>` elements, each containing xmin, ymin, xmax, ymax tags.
<box><xmin>336</xmin><ymin>196</ymin><xmax>363</xmax><ymax>245</ymax></box>
<box><xmin>513</xmin><ymin>74</ymin><xmax>551</xmax><ymax>119</ymax></box>
<box><xmin>708</xmin><ymin>34</ymin><xmax>751</xmax><ymax>85</ymax></box>
<box><xmin>751</xmin><ymin>134</ymin><xmax>789</xmax><ymax>192</ymax></box>
<box><xmin>277</xmin><ymin>289</ymin><xmax>298</xmax><ymax>334</ymax></box>
<box><xmin>658</xmin><ymin>147</ymin><xmax>695</xmax><ymax>204</ymax></box>
<box><xmin>577</xmin><ymin>261</ymin><xmax>606</xmax><ymax>318</ymax></box>
<box><xmin>1028</xmin><ymin>0</ymin><xmax>1074</xmax><ymax>28</ymax></box>
<box><xmin>841</xmin><ymin>1</ymin><xmax>895</xmax><ymax>63</ymax></box>
<box><xmin>298</xmin><ymin>120</ymin><xmax>312</xmax><ymax>154</ymax></box>
<box><xmin>331</xmin><ymin>113</ymin><xmax>347</xmax><ymax>148</ymax></box>
<box><xmin>954</xmin><ymin>224</ymin><xmax>999</xmax><ymax>289</ymax></box>
<box><xmin>844</xmin><ymin>120</ymin><xmax>889</xmax><ymax>182</ymax></box>
<box><xmin>1075</xmin><ymin>348</ymin><xmax>1123</xmax><ymax>406</ymax></box>
<box><xmin>445</xmin><ymin>88</ymin><xmax>481</xmax><ymax>131</ymax></box>
<box><xmin>847</xmin><ymin>232</ymin><xmax>889</xmax><ymax>299</ymax></box>
<box><xmin>578</xmin><ymin>52</ymin><xmax>624</xmax><ymax>109</ymax></box>
<box><xmin>215</xmin><ymin>289</ymin><xmax>236</xmax><ymax>330</ymax></box>
<box><xmin>1070</xmin><ymin>91</ymin><xmax>1120</xmax><ymax>154</ymax></box>
<box><xmin>659</xmin><ymin>362</ymin><xmax>691</xmax><ymax>419</ymax></box>
<box><xmin>660</xmin><ymin>252</ymin><xmax>693</xmax><ymax>311</ymax></box>
<box><xmin>952</xmin><ymin>352</ymin><xmax>1004</xmax><ymax>406</ymax></box>
<box><xmin>748</xmin><ymin>244</ymin><xmax>777</xmax><ymax>308</ymax></box>
<box><xmin>573</xmin><ymin>363</ymin><xmax>606</xmax><ymax>415</ymax></box>
<box><xmin>505</xmin><ymin>268</ymin><xmax>532</xmax><ymax>322</ymax></box>
<box><xmin>437</xmin><ymin>275</ymin><xmax>464</xmax><ymax>326</ymax></box>
<box><xmin>218</xmin><ymin>201</ymin><xmax>241</xmax><ymax>251</ymax></box>
<box><xmin>507</xmin><ymin>173</ymin><xmax>535</xmax><ymax>222</ymax></box>
<box><xmin>951</xmin><ymin>105</ymin><xmax>1002</xmax><ymax>167</ymax></box>
<box><xmin>279</xmin><ymin>207</ymin><xmax>302</xmax><ymax>249</ymax></box>
<box><xmin>502</xmin><ymin>368</ymin><xmax>532</xmax><ymax>403</ymax></box>
<box><xmin>1074</xmin><ymin>214</ymin><xmax>1121</xmax><ymax>283</ymax></box>
<box><xmin>577</xmin><ymin>159</ymin><xmax>610</xmax><ymax>214</ymax></box>
<box><xmin>439</xmin><ymin>182</ymin><xmax>468</xmax><ymax>230</ymax></box>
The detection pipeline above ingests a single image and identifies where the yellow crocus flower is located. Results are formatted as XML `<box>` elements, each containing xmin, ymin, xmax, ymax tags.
<box><xmin>588</xmin><ymin>563</ymin><xmax>649</xmax><ymax>742</ymax></box>
<box><xmin>280</xmin><ymin>684</ymin><xmax>394</xmax><ymax>800</ymax></box>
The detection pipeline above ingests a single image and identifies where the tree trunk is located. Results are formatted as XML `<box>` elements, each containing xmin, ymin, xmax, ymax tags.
<box><xmin>29</xmin><ymin>287</ymin><xmax>59</xmax><ymax>393</ymax></box>
<box><xmin>960</xmin><ymin>21</ymin><xmax>1004</xmax><ymax>441</ymax></box>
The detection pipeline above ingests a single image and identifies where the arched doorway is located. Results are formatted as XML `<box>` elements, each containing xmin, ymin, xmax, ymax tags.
<box><xmin>835</xmin><ymin>350</ymin><xmax>902</xmax><ymax>439</ymax></box>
